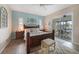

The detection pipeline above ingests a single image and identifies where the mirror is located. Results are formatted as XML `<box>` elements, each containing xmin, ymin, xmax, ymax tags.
<box><xmin>0</xmin><ymin>7</ymin><xmax>8</xmax><ymax>28</ymax></box>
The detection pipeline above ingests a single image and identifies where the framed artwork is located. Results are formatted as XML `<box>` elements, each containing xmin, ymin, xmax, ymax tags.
<box><xmin>0</xmin><ymin>7</ymin><xmax>8</xmax><ymax>28</ymax></box>
<box><xmin>27</xmin><ymin>17</ymin><xmax>36</xmax><ymax>25</ymax></box>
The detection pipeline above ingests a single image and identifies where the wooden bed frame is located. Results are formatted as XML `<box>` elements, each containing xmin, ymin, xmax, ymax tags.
<box><xmin>26</xmin><ymin>30</ymin><xmax>55</xmax><ymax>54</ymax></box>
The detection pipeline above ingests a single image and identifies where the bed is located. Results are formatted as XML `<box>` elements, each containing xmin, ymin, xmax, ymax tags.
<box><xmin>25</xmin><ymin>30</ymin><xmax>55</xmax><ymax>53</ymax></box>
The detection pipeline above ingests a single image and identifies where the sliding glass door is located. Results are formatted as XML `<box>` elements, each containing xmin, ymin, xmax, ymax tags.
<box><xmin>55</xmin><ymin>15</ymin><xmax>72</xmax><ymax>42</ymax></box>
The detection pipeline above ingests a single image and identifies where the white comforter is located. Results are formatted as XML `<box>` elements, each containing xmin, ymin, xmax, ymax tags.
<box><xmin>24</xmin><ymin>30</ymin><xmax>52</xmax><ymax>40</ymax></box>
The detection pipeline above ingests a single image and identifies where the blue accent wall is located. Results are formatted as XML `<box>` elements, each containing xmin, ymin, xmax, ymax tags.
<box><xmin>12</xmin><ymin>11</ymin><xmax>44</xmax><ymax>31</ymax></box>
<box><xmin>12</xmin><ymin>11</ymin><xmax>44</xmax><ymax>39</ymax></box>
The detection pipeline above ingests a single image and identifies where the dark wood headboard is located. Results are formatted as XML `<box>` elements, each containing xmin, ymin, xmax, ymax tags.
<box><xmin>24</xmin><ymin>24</ymin><xmax>39</xmax><ymax>29</ymax></box>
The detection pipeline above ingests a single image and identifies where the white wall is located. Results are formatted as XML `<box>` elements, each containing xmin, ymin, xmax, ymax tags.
<box><xmin>0</xmin><ymin>5</ymin><xmax>12</xmax><ymax>53</ymax></box>
<box><xmin>72</xmin><ymin>6</ymin><xmax>79</xmax><ymax>45</ymax></box>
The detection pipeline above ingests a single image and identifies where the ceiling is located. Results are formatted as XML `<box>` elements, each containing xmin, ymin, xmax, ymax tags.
<box><xmin>8</xmin><ymin>4</ymin><xmax>72</xmax><ymax>16</ymax></box>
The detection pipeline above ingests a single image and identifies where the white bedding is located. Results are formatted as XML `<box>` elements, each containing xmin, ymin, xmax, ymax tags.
<box><xmin>24</xmin><ymin>30</ymin><xmax>52</xmax><ymax>40</ymax></box>
<box><xmin>30</xmin><ymin>31</ymin><xmax>51</xmax><ymax>36</ymax></box>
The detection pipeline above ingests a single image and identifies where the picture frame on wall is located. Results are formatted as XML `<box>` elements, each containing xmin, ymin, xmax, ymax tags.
<box><xmin>0</xmin><ymin>7</ymin><xmax>8</xmax><ymax>28</ymax></box>
<box><xmin>27</xmin><ymin>17</ymin><xmax>37</xmax><ymax>25</ymax></box>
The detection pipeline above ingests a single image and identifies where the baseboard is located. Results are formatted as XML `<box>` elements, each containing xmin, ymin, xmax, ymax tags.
<box><xmin>0</xmin><ymin>37</ymin><xmax>11</xmax><ymax>53</ymax></box>
<box><xmin>72</xmin><ymin>41</ymin><xmax>79</xmax><ymax>46</ymax></box>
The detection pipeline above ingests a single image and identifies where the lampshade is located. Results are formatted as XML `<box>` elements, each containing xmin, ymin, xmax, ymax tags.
<box><xmin>17</xmin><ymin>18</ymin><xmax>24</xmax><ymax>31</ymax></box>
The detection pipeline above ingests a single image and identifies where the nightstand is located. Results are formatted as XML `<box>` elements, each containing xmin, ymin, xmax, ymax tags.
<box><xmin>16</xmin><ymin>31</ymin><xmax>24</xmax><ymax>39</ymax></box>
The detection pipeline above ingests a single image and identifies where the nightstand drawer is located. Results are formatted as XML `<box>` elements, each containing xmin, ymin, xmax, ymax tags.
<box><xmin>16</xmin><ymin>31</ymin><xmax>24</xmax><ymax>39</ymax></box>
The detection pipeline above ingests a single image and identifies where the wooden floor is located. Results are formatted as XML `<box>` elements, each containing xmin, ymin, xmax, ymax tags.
<box><xmin>31</xmin><ymin>38</ymin><xmax>79</xmax><ymax>54</ymax></box>
<box><xmin>1</xmin><ymin>38</ymin><xmax>79</xmax><ymax>54</ymax></box>
<box><xmin>2</xmin><ymin>39</ymin><xmax>26</xmax><ymax>54</ymax></box>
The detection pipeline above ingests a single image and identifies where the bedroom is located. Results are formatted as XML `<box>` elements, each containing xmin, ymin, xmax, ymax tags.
<box><xmin>0</xmin><ymin>4</ymin><xmax>79</xmax><ymax>54</ymax></box>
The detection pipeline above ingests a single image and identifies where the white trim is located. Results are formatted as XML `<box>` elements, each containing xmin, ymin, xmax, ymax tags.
<box><xmin>72</xmin><ymin>41</ymin><xmax>79</xmax><ymax>46</ymax></box>
<box><xmin>0</xmin><ymin>38</ymin><xmax>11</xmax><ymax>53</ymax></box>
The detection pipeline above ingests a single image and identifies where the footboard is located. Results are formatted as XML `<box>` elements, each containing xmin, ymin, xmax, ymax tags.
<box><xmin>26</xmin><ymin>30</ymin><xmax>55</xmax><ymax>54</ymax></box>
